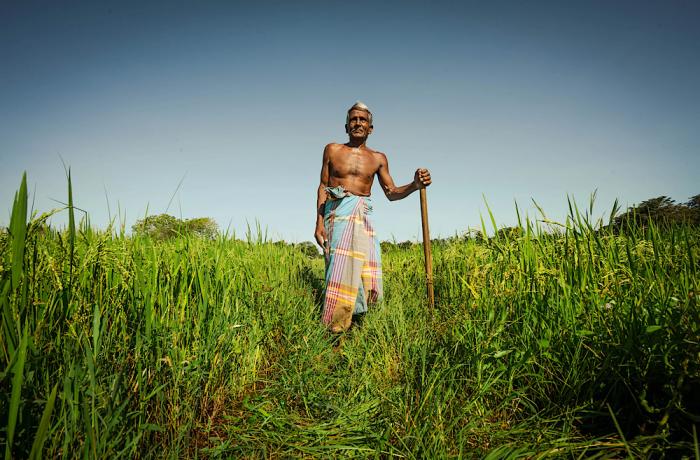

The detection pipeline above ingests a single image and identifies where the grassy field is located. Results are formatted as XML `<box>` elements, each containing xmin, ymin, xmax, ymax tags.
<box><xmin>2</xmin><ymin>174</ymin><xmax>699</xmax><ymax>458</ymax></box>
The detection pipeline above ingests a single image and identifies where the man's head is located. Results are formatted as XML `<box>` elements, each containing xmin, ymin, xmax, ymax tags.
<box><xmin>345</xmin><ymin>101</ymin><xmax>373</xmax><ymax>138</ymax></box>
<box><xmin>346</xmin><ymin>101</ymin><xmax>373</xmax><ymax>125</ymax></box>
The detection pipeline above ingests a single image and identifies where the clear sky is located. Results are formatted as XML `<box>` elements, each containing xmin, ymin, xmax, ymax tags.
<box><xmin>2</xmin><ymin>1</ymin><xmax>698</xmax><ymax>242</ymax></box>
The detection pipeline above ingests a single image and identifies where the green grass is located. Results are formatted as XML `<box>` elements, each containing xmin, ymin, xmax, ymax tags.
<box><xmin>1</xmin><ymin>173</ymin><xmax>699</xmax><ymax>458</ymax></box>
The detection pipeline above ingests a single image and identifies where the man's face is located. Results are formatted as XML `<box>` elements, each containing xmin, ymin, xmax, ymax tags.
<box><xmin>345</xmin><ymin>109</ymin><xmax>373</xmax><ymax>138</ymax></box>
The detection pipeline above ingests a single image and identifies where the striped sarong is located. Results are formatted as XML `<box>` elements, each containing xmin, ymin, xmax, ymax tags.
<box><xmin>322</xmin><ymin>186</ymin><xmax>383</xmax><ymax>332</ymax></box>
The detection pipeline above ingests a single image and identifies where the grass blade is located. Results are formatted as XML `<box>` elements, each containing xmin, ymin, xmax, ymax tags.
<box><xmin>608</xmin><ymin>404</ymin><xmax>633</xmax><ymax>458</ymax></box>
<box><xmin>5</xmin><ymin>330</ymin><xmax>28</xmax><ymax>460</ymax></box>
<box><xmin>9</xmin><ymin>172</ymin><xmax>28</xmax><ymax>291</ymax></box>
<box><xmin>28</xmin><ymin>383</ymin><xmax>59</xmax><ymax>460</ymax></box>
<box><xmin>68</xmin><ymin>168</ymin><xmax>76</xmax><ymax>295</ymax></box>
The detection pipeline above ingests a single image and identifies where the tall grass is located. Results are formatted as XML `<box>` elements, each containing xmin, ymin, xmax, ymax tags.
<box><xmin>1</xmin><ymin>174</ymin><xmax>698</xmax><ymax>458</ymax></box>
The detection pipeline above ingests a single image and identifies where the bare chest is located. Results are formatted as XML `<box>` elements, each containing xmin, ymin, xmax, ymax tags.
<box><xmin>329</xmin><ymin>149</ymin><xmax>379</xmax><ymax>179</ymax></box>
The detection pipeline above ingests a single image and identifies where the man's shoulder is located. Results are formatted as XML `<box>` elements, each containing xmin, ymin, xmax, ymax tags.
<box><xmin>324</xmin><ymin>142</ymin><xmax>345</xmax><ymax>152</ymax></box>
<box><xmin>370</xmin><ymin>149</ymin><xmax>388</xmax><ymax>162</ymax></box>
<box><xmin>322</xmin><ymin>143</ymin><xmax>344</xmax><ymax>160</ymax></box>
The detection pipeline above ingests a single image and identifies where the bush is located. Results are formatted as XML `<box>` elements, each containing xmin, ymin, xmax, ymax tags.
<box><xmin>132</xmin><ymin>214</ymin><xmax>218</xmax><ymax>240</ymax></box>
<box><xmin>296</xmin><ymin>241</ymin><xmax>321</xmax><ymax>258</ymax></box>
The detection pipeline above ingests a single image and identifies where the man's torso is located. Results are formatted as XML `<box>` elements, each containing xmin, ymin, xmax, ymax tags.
<box><xmin>326</xmin><ymin>143</ymin><xmax>382</xmax><ymax>197</ymax></box>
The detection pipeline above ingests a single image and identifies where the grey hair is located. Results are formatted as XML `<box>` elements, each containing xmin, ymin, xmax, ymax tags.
<box><xmin>346</xmin><ymin>101</ymin><xmax>373</xmax><ymax>125</ymax></box>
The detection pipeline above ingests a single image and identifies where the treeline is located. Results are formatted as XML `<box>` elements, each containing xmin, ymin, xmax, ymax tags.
<box><xmin>382</xmin><ymin>193</ymin><xmax>700</xmax><ymax>250</ymax></box>
<box><xmin>3</xmin><ymin>194</ymin><xmax>697</xmax><ymax>252</ymax></box>
<box><xmin>612</xmin><ymin>194</ymin><xmax>700</xmax><ymax>230</ymax></box>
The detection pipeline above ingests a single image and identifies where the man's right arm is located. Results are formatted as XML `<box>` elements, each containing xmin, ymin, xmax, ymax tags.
<box><xmin>376</xmin><ymin>152</ymin><xmax>431</xmax><ymax>201</ymax></box>
<box><xmin>314</xmin><ymin>144</ymin><xmax>332</xmax><ymax>251</ymax></box>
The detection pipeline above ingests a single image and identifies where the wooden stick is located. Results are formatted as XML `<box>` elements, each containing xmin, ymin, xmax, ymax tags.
<box><xmin>419</xmin><ymin>188</ymin><xmax>435</xmax><ymax>309</ymax></box>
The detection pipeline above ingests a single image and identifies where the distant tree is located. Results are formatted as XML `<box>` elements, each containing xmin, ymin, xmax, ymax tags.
<box><xmin>495</xmin><ymin>226</ymin><xmax>523</xmax><ymax>240</ymax></box>
<box><xmin>430</xmin><ymin>235</ymin><xmax>464</xmax><ymax>247</ymax></box>
<box><xmin>686</xmin><ymin>194</ymin><xmax>700</xmax><ymax>210</ymax></box>
<box><xmin>184</xmin><ymin>217</ymin><xmax>218</xmax><ymax>240</ymax></box>
<box><xmin>132</xmin><ymin>214</ymin><xmax>180</xmax><ymax>240</ymax></box>
<box><xmin>296</xmin><ymin>241</ymin><xmax>321</xmax><ymax>258</ymax></box>
<box><xmin>380</xmin><ymin>241</ymin><xmax>397</xmax><ymax>252</ymax></box>
<box><xmin>613</xmin><ymin>196</ymin><xmax>698</xmax><ymax>231</ymax></box>
<box><xmin>431</xmin><ymin>237</ymin><xmax>449</xmax><ymax>247</ymax></box>
<box><xmin>132</xmin><ymin>214</ymin><xmax>218</xmax><ymax>240</ymax></box>
<box><xmin>686</xmin><ymin>194</ymin><xmax>700</xmax><ymax>226</ymax></box>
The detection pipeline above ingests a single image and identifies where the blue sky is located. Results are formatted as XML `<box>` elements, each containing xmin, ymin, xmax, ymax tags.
<box><xmin>2</xmin><ymin>1</ymin><xmax>698</xmax><ymax>242</ymax></box>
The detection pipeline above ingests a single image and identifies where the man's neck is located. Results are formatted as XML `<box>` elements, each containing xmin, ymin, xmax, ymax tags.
<box><xmin>346</xmin><ymin>137</ymin><xmax>367</xmax><ymax>149</ymax></box>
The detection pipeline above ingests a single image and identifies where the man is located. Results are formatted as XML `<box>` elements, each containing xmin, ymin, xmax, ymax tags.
<box><xmin>315</xmin><ymin>102</ymin><xmax>432</xmax><ymax>332</ymax></box>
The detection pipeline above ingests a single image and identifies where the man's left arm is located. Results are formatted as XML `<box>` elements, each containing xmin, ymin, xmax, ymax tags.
<box><xmin>376</xmin><ymin>153</ymin><xmax>431</xmax><ymax>201</ymax></box>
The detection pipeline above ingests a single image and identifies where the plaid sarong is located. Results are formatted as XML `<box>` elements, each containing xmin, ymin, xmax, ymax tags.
<box><xmin>322</xmin><ymin>186</ymin><xmax>383</xmax><ymax>332</ymax></box>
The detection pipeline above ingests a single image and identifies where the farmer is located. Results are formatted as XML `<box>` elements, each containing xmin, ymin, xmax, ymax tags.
<box><xmin>315</xmin><ymin>102</ymin><xmax>432</xmax><ymax>332</ymax></box>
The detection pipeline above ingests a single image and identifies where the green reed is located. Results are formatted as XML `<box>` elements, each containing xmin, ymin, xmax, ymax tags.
<box><xmin>1</xmin><ymin>173</ymin><xmax>698</xmax><ymax>458</ymax></box>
